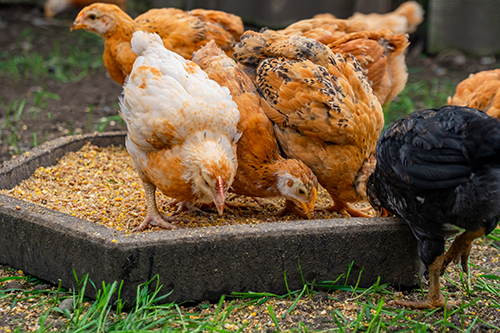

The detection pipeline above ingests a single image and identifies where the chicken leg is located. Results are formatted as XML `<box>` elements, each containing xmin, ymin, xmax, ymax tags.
<box><xmin>390</xmin><ymin>254</ymin><xmax>461</xmax><ymax>310</ymax></box>
<box><xmin>134</xmin><ymin>181</ymin><xmax>178</xmax><ymax>231</ymax></box>
<box><xmin>320</xmin><ymin>197</ymin><xmax>373</xmax><ymax>218</ymax></box>
<box><xmin>440</xmin><ymin>228</ymin><xmax>486</xmax><ymax>275</ymax></box>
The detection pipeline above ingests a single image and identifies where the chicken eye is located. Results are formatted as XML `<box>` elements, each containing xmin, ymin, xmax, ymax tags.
<box><xmin>89</xmin><ymin>14</ymin><xmax>96</xmax><ymax>20</ymax></box>
<box><xmin>298</xmin><ymin>189</ymin><xmax>305</xmax><ymax>195</ymax></box>
<box><xmin>203</xmin><ymin>178</ymin><xmax>210</xmax><ymax>187</ymax></box>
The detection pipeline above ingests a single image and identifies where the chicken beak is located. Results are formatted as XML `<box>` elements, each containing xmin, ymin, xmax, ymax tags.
<box><xmin>214</xmin><ymin>176</ymin><xmax>225</xmax><ymax>215</ymax></box>
<box><xmin>299</xmin><ymin>188</ymin><xmax>317</xmax><ymax>219</ymax></box>
<box><xmin>71</xmin><ymin>20</ymin><xmax>84</xmax><ymax>31</ymax></box>
<box><xmin>70</xmin><ymin>12</ymin><xmax>85</xmax><ymax>31</ymax></box>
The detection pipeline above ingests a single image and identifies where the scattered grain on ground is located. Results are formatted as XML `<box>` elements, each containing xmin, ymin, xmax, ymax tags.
<box><xmin>0</xmin><ymin>142</ymin><xmax>373</xmax><ymax>232</ymax></box>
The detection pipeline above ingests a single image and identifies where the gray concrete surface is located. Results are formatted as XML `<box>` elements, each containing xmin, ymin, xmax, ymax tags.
<box><xmin>0</xmin><ymin>132</ymin><xmax>424</xmax><ymax>304</ymax></box>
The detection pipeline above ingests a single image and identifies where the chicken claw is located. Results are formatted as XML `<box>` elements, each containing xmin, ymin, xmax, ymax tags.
<box><xmin>390</xmin><ymin>255</ymin><xmax>462</xmax><ymax>310</ymax></box>
<box><xmin>440</xmin><ymin>228</ymin><xmax>486</xmax><ymax>275</ymax></box>
<box><xmin>321</xmin><ymin>199</ymin><xmax>374</xmax><ymax>218</ymax></box>
<box><xmin>133</xmin><ymin>181</ymin><xmax>178</xmax><ymax>231</ymax></box>
<box><xmin>134</xmin><ymin>210</ymin><xmax>177</xmax><ymax>232</ymax></box>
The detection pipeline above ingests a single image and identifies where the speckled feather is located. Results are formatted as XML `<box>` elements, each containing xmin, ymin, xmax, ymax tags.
<box><xmin>233</xmin><ymin>29</ymin><xmax>384</xmax><ymax>207</ymax></box>
<box><xmin>326</xmin><ymin>30</ymin><xmax>409</xmax><ymax>105</ymax></box>
<box><xmin>277</xmin><ymin>19</ymin><xmax>409</xmax><ymax>105</ymax></box>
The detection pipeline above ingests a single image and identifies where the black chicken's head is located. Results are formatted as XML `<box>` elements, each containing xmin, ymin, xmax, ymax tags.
<box><xmin>366</xmin><ymin>173</ymin><xmax>382</xmax><ymax>213</ymax></box>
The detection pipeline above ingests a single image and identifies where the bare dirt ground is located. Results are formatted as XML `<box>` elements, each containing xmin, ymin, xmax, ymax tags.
<box><xmin>0</xmin><ymin>4</ymin><xmax>125</xmax><ymax>164</ymax></box>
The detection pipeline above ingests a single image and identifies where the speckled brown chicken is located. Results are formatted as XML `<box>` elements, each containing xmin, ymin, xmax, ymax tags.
<box><xmin>233</xmin><ymin>29</ymin><xmax>384</xmax><ymax>217</ymax></box>
<box><xmin>192</xmin><ymin>41</ymin><xmax>318</xmax><ymax>218</ymax></box>
<box><xmin>70</xmin><ymin>3</ymin><xmax>243</xmax><ymax>85</ymax></box>
<box><xmin>448</xmin><ymin>69</ymin><xmax>500</xmax><ymax>118</ymax></box>
<box><xmin>279</xmin><ymin>20</ymin><xmax>409</xmax><ymax>106</ymax></box>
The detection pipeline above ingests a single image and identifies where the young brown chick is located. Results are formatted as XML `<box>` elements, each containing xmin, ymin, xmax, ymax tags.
<box><xmin>192</xmin><ymin>41</ymin><xmax>318</xmax><ymax>218</ymax></box>
<box><xmin>71</xmin><ymin>3</ymin><xmax>243</xmax><ymax>85</ymax></box>
<box><xmin>448</xmin><ymin>69</ymin><xmax>500</xmax><ymax>118</ymax></box>
<box><xmin>234</xmin><ymin>29</ymin><xmax>384</xmax><ymax>217</ymax></box>
<box><xmin>119</xmin><ymin>32</ymin><xmax>240</xmax><ymax>231</ymax></box>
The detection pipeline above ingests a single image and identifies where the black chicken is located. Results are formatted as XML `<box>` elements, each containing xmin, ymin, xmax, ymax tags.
<box><xmin>367</xmin><ymin>105</ymin><xmax>500</xmax><ymax>309</ymax></box>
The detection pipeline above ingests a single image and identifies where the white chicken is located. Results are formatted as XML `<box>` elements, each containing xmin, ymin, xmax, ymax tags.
<box><xmin>119</xmin><ymin>31</ymin><xmax>240</xmax><ymax>231</ymax></box>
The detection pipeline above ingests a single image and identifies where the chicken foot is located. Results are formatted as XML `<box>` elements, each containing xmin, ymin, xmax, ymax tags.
<box><xmin>440</xmin><ymin>228</ymin><xmax>486</xmax><ymax>275</ymax></box>
<box><xmin>390</xmin><ymin>254</ymin><xmax>461</xmax><ymax>310</ymax></box>
<box><xmin>166</xmin><ymin>198</ymin><xmax>215</xmax><ymax>216</ymax></box>
<box><xmin>320</xmin><ymin>198</ymin><xmax>373</xmax><ymax>218</ymax></box>
<box><xmin>134</xmin><ymin>181</ymin><xmax>179</xmax><ymax>231</ymax></box>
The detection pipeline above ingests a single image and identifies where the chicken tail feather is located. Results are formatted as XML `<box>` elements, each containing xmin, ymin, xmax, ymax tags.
<box><xmin>464</xmin><ymin>114</ymin><xmax>500</xmax><ymax>164</ymax></box>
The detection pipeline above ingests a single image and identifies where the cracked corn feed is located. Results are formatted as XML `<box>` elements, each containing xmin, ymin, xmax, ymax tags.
<box><xmin>1</xmin><ymin>142</ymin><xmax>359</xmax><ymax>232</ymax></box>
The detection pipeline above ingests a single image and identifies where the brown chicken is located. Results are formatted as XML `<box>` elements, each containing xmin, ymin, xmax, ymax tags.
<box><xmin>279</xmin><ymin>20</ymin><xmax>409</xmax><ymax>106</ymax></box>
<box><xmin>448</xmin><ymin>69</ymin><xmax>500</xmax><ymax>118</ymax></box>
<box><xmin>44</xmin><ymin>0</ymin><xmax>126</xmax><ymax>18</ymax></box>
<box><xmin>71</xmin><ymin>3</ymin><xmax>243</xmax><ymax>85</ymax></box>
<box><xmin>234</xmin><ymin>29</ymin><xmax>385</xmax><ymax>217</ymax></box>
<box><xmin>192</xmin><ymin>41</ymin><xmax>318</xmax><ymax>218</ymax></box>
<box><xmin>314</xmin><ymin>1</ymin><xmax>425</xmax><ymax>35</ymax></box>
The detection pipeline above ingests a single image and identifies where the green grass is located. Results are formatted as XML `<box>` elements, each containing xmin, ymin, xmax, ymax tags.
<box><xmin>2</xmin><ymin>246</ymin><xmax>500</xmax><ymax>333</ymax></box>
<box><xmin>0</xmin><ymin>98</ymin><xmax>27</xmax><ymax>155</ymax></box>
<box><xmin>0</xmin><ymin>28</ymin><xmax>104</xmax><ymax>83</ymax></box>
<box><xmin>0</xmin><ymin>89</ymin><xmax>60</xmax><ymax>154</ymax></box>
<box><xmin>383</xmin><ymin>74</ymin><xmax>459</xmax><ymax>130</ymax></box>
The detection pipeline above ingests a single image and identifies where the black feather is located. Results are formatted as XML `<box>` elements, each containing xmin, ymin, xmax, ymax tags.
<box><xmin>367</xmin><ymin>105</ymin><xmax>500</xmax><ymax>267</ymax></box>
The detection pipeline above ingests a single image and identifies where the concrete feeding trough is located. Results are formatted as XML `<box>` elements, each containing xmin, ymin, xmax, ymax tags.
<box><xmin>0</xmin><ymin>132</ymin><xmax>423</xmax><ymax>304</ymax></box>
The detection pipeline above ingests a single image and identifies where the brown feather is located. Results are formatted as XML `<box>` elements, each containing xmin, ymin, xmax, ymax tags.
<box><xmin>448</xmin><ymin>69</ymin><xmax>500</xmax><ymax>118</ymax></box>
<box><xmin>71</xmin><ymin>3</ymin><xmax>243</xmax><ymax>84</ymax></box>
<box><xmin>193</xmin><ymin>41</ymin><xmax>318</xmax><ymax>213</ymax></box>
<box><xmin>234</xmin><ymin>30</ymin><xmax>384</xmax><ymax>212</ymax></box>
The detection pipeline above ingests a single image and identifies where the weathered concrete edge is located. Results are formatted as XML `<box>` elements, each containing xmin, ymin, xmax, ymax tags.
<box><xmin>0</xmin><ymin>193</ymin><xmax>423</xmax><ymax>304</ymax></box>
<box><xmin>0</xmin><ymin>132</ymin><xmax>424</xmax><ymax>303</ymax></box>
<box><xmin>0</xmin><ymin>131</ymin><xmax>127</xmax><ymax>190</ymax></box>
